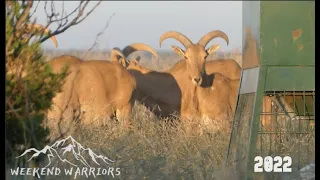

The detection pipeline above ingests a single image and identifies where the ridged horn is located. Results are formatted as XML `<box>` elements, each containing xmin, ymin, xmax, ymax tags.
<box><xmin>198</xmin><ymin>30</ymin><xmax>229</xmax><ymax>47</ymax></box>
<box><xmin>26</xmin><ymin>23</ymin><xmax>58</xmax><ymax>48</ymax></box>
<box><xmin>159</xmin><ymin>31</ymin><xmax>193</xmax><ymax>49</ymax></box>
<box><xmin>110</xmin><ymin>47</ymin><xmax>125</xmax><ymax>62</ymax></box>
<box><xmin>122</xmin><ymin>43</ymin><xmax>158</xmax><ymax>60</ymax></box>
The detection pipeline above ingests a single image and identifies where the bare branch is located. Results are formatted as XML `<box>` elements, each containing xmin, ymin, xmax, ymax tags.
<box><xmin>6</xmin><ymin>0</ymin><xmax>103</xmax><ymax>56</ymax></box>
<box><xmin>83</xmin><ymin>13</ymin><xmax>115</xmax><ymax>59</ymax></box>
<box><xmin>50</xmin><ymin>0</ymin><xmax>55</xmax><ymax>15</ymax></box>
<box><xmin>39</xmin><ymin>0</ymin><xmax>102</xmax><ymax>44</ymax></box>
<box><xmin>15</xmin><ymin>1</ymin><xmax>33</xmax><ymax>29</ymax></box>
<box><xmin>29</xmin><ymin>0</ymin><xmax>40</xmax><ymax>18</ymax></box>
<box><xmin>6</xmin><ymin>1</ymin><xmax>33</xmax><ymax>56</ymax></box>
<box><xmin>72</xmin><ymin>1</ymin><xmax>101</xmax><ymax>26</ymax></box>
<box><xmin>52</xmin><ymin>2</ymin><xmax>82</xmax><ymax>30</ymax></box>
<box><xmin>44</xmin><ymin>1</ymin><xmax>49</xmax><ymax>18</ymax></box>
<box><xmin>61</xmin><ymin>1</ymin><xmax>65</xmax><ymax>19</ymax></box>
<box><xmin>43</xmin><ymin>1</ymin><xmax>55</xmax><ymax>31</ymax></box>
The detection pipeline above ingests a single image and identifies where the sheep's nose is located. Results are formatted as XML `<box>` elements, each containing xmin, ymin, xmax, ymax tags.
<box><xmin>194</xmin><ymin>78</ymin><xmax>201</xmax><ymax>83</ymax></box>
<box><xmin>193</xmin><ymin>77</ymin><xmax>202</xmax><ymax>84</ymax></box>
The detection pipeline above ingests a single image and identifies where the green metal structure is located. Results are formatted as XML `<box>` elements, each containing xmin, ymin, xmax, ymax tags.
<box><xmin>226</xmin><ymin>1</ymin><xmax>315</xmax><ymax>180</ymax></box>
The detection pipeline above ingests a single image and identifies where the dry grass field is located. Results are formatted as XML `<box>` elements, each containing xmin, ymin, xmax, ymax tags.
<box><xmin>38</xmin><ymin>49</ymin><xmax>242</xmax><ymax>180</ymax></box>
<box><xmin>7</xmin><ymin>50</ymin><xmax>314</xmax><ymax>180</ymax></box>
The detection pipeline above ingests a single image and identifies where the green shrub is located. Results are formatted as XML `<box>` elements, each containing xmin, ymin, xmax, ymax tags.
<box><xmin>5</xmin><ymin>1</ymin><xmax>67</xmax><ymax>165</ymax></box>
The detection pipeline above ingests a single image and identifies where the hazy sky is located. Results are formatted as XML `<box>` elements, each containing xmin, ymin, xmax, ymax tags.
<box><xmin>33</xmin><ymin>1</ymin><xmax>242</xmax><ymax>51</ymax></box>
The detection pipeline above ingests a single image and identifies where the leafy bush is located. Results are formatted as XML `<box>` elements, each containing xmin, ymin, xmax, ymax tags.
<box><xmin>5</xmin><ymin>1</ymin><xmax>67</xmax><ymax>165</ymax></box>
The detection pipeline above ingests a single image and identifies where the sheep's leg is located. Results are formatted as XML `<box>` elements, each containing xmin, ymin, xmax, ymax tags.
<box><xmin>116</xmin><ymin>102</ymin><xmax>132</xmax><ymax>129</ymax></box>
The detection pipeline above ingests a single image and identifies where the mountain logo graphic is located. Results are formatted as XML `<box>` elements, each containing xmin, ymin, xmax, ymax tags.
<box><xmin>16</xmin><ymin>136</ymin><xmax>115</xmax><ymax>168</ymax></box>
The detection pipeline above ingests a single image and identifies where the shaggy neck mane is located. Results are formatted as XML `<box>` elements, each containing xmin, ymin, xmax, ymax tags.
<box><xmin>168</xmin><ymin>60</ymin><xmax>200</xmax><ymax>113</ymax></box>
<box><xmin>191</xmin><ymin>85</ymin><xmax>199</xmax><ymax>113</ymax></box>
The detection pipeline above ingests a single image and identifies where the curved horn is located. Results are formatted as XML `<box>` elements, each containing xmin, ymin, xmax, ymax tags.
<box><xmin>110</xmin><ymin>47</ymin><xmax>126</xmax><ymax>62</ymax></box>
<box><xmin>122</xmin><ymin>43</ymin><xmax>158</xmax><ymax>60</ymax></box>
<box><xmin>26</xmin><ymin>23</ymin><xmax>58</xmax><ymax>48</ymax></box>
<box><xmin>198</xmin><ymin>30</ymin><xmax>229</xmax><ymax>47</ymax></box>
<box><xmin>159</xmin><ymin>31</ymin><xmax>193</xmax><ymax>49</ymax></box>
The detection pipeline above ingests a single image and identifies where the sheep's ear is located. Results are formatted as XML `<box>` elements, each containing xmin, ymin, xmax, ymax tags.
<box><xmin>119</xmin><ymin>57</ymin><xmax>129</xmax><ymax>68</ymax></box>
<box><xmin>111</xmin><ymin>48</ymin><xmax>125</xmax><ymax>64</ymax></box>
<box><xmin>171</xmin><ymin>46</ymin><xmax>186</xmax><ymax>58</ymax></box>
<box><xmin>206</xmin><ymin>44</ymin><xmax>220</xmax><ymax>55</ymax></box>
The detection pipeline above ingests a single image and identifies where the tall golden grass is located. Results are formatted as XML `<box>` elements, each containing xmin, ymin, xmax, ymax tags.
<box><xmin>40</xmin><ymin>50</ymin><xmax>242</xmax><ymax>179</ymax></box>
<box><xmin>6</xmin><ymin>50</ymin><xmax>314</xmax><ymax>180</ymax></box>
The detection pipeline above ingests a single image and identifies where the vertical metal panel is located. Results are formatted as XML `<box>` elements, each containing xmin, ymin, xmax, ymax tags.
<box><xmin>242</xmin><ymin>1</ymin><xmax>261</xmax><ymax>69</ymax></box>
<box><xmin>228</xmin><ymin>2</ymin><xmax>315</xmax><ymax>180</ymax></box>
<box><xmin>260</xmin><ymin>2</ymin><xmax>315</xmax><ymax>66</ymax></box>
<box><xmin>239</xmin><ymin>67</ymin><xmax>260</xmax><ymax>94</ymax></box>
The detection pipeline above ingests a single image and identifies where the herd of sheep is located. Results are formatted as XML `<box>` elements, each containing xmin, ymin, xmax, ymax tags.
<box><xmin>27</xmin><ymin>23</ymin><xmax>276</xmax><ymax>136</ymax></box>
